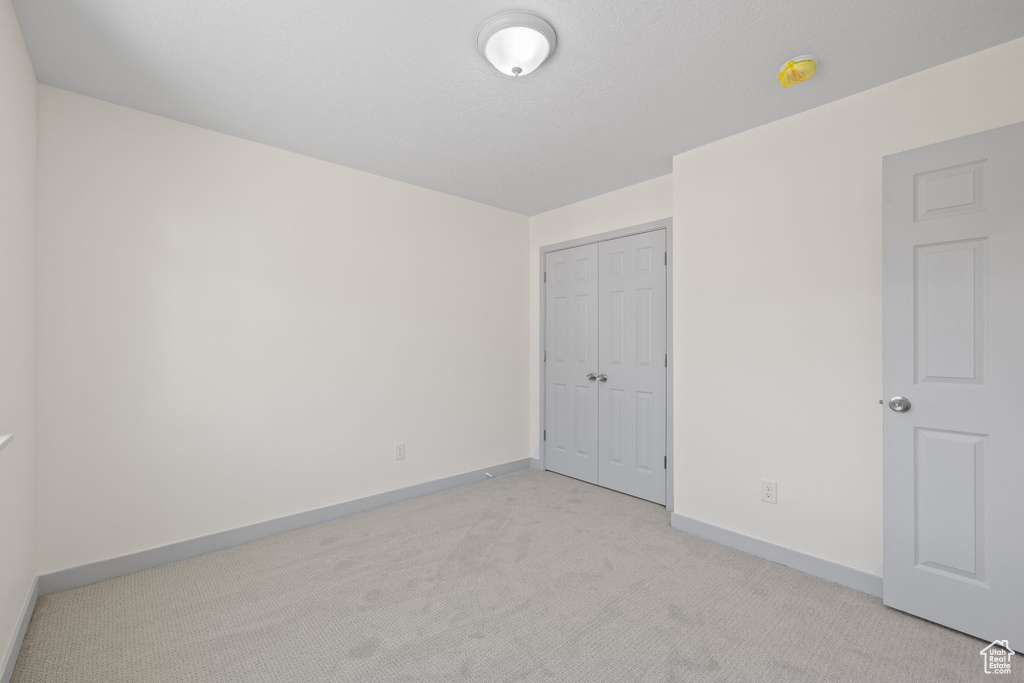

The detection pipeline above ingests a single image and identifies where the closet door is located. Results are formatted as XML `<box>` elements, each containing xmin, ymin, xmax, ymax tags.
<box><xmin>597</xmin><ymin>231</ymin><xmax>667</xmax><ymax>504</ymax></box>
<box><xmin>544</xmin><ymin>244</ymin><xmax>600</xmax><ymax>483</ymax></box>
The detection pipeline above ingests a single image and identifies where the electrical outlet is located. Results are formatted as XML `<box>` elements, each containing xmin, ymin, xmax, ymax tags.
<box><xmin>761</xmin><ymin>479</ymin><xmax>777</xmax><ymax>504</ymax></box>
<box><xmin>395</xmin><ymin>442</ymin><xmax>406</xmax><ymax>461</ymax></box>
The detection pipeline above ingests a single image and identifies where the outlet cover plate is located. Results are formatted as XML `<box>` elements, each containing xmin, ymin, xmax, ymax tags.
<box><xmin>761</xmin><ymin>479</ymin><xmax>777</xmax><ymax>504</ymax></box>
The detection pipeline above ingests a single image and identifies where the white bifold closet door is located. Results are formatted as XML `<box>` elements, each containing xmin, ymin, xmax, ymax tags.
<box><xmin>597</xmin><ymin>231</ymin><xmax>667</xmax><ymax>504</ymax></box>
<box><xmin>544</xmin><ymin>230</ymin><xmax>667</xmax><ymax>505</ymax></box>
<box><xmin>544</xmin><ymin>243</ymin><xmax>600</xmax><ymax>484</ymax></box>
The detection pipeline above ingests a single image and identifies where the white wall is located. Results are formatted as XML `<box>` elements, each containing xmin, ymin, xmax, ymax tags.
<box><xmin>24</xmin><ymin>23</ymin><xmax>1024</xmax><ymax>593</ymax></box>
<box><xmin>672</xmin><ymin>36</ymin><xmax>1024</xmax><ymax>575</ymax></box>
<box><xmin>0</xmin><ymin>0</ymin><xmax>37</xmax><ymax>669</ymax></box>
<box><xmin>36</xmin><ymin>87</ymin><xmax>530</xmax><ymax>573</ymax></box>
<box><xmin>528</xmin><ymin>175</ymin><xmax>672</xmax><ymax>461</ymax></box>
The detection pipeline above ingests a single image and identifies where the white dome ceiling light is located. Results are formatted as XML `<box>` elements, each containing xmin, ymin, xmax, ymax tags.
<box><xmin>477</xmin><ymin>12</ymin><xmax>556</xmax><ymax>77</ymax></box>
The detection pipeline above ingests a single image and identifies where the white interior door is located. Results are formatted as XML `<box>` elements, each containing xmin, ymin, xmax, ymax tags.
<box><xmin>544</xmin><ymin>244</ymin><xmax>600</xmax><ymax>484</ymax></box>
<box><xmin>883</xmin><ymin>121</ymin><xmax>1024</xmax><ymax>645</ymax></box>
<box><xmin>597</xmin><ymin>231</ymin><xmax>667</xmax><ymax>504</ymax></box>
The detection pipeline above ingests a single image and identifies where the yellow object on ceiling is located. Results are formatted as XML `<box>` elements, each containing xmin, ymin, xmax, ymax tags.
<box><xmin>778</xmin><ymin>55</ymin><xmax>817</xmax><ymax>87</ymax></box>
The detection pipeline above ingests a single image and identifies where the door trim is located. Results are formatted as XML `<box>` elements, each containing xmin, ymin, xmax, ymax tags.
<box><xmin>538</xmin><ymin>218</ymin><xmax>674</xmax><ymax>510</ymax></box>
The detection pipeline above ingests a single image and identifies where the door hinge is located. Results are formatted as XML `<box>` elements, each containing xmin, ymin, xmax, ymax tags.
<box><xmin>664</xmin><ymin>252</ymin><xmax>667</xmax><ymax>265</ymax></box>
<box><xmin>544</xmin><ymin>350</ymin><xmax>547</xmax><ymax>362</ymax></box>
<box><xmin>664</xmin><ymin>455</ymin><xmax>667</xmax><ymax>469</ymax></box>
<box><xmin>543</xmin><ymin>429</ymin><xmax>546</xmax><ymax>441</ymax></box>
<box><xmin>544</xmin><ymin>271</ymin><xmax>547</xmax><ymax>282</ymax></box>
<box><xmin>664</xmin><ymin>353</ymin><xmax>668</xmax><ymax>367</ymax></box>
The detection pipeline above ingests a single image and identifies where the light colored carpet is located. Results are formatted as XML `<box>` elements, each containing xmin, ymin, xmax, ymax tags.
<box><xmin>13</xmin><ymin>470</ymin><xmax>993</xmax><ymax>682</ymax></box>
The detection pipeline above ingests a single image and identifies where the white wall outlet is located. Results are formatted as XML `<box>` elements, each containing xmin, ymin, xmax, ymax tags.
<box><xmin>761</xmin><ymin>479</ymin><xmax>777</xmax><ymax>504</ymax></box>
<box><xmin>395</xmin><ymin>442</ymin><xmax>406</xmax><ymax>461</ymax></box>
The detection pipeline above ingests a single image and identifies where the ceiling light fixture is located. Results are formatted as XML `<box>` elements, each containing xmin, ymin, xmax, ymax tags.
<box><xmin>477</xmin><ymin>12</ymin><xmax>556</xmax><ymax>77</ymax></box>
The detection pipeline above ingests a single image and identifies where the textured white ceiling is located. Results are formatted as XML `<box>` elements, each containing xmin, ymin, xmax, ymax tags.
<box><xmin>13</xmin><ymin>0</ymin><xmax>1024</xmax><ymax>214</ymax></box>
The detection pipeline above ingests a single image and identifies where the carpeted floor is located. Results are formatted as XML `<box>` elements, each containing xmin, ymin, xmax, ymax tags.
<box><xmin>13</xmin><ymin>470</ymin><xmax>993</xmax><ymax>682</ymax></box>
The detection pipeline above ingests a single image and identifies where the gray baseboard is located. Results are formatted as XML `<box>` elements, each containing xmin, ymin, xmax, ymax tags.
<box><xmin>529</xmin><ymin>457</ymin><xmax>543</xmax><ymax>470</ymax></box>
<box><xmin>38</xmin><ymin>458</ymin><xmax>531</xmax><ymax>596</ymax></box>
<box><xmin>1</xmin><ymin>577</ymin><xmax>38</xmax><ymax>683</ymax></box>
<box><xmin>670</xmin><ymin>513</ymin><xmax>883</xmax><ymax>598</ymax></box>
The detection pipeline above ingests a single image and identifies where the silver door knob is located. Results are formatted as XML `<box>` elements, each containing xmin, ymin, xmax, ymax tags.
<box><xmin>597</xmin><ymin>373</ymin><xmax>608</xmax><ymax>382</ymax></box>
<box><xmin>586</xmin><ymin>373</ymin><xmax>598</xmax><ymax>381</ymax></box>
<box><xmin>888</xmin><ymin>396</ymin><xmax>911</xmax><ymax>413</ymax></box>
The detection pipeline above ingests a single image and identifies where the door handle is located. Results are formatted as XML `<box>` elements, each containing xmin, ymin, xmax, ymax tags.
<box><xmin>586</xmin><ymin>373</ymin><xmax>598</xmax><ymax>381</ymax></box>
<box><xmin>888</xmin><ymin>396</ymin><xmax>911</xmax><ymax>413</ymax></box>
<box><xmin>597</xmin><ymin>373</ymin><xmax>608</xmax><ymax>382</ymax></box>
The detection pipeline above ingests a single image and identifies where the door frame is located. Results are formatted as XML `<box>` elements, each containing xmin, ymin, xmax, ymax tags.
<box><xmin>538</xmin><ymin>218</ymin><xmax>675</xmax><ymax>510</ymax></box>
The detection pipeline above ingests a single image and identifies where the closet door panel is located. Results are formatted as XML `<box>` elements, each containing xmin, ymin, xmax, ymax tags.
<box><xmin>598</xmin><ymin>231</ymin><xmax>667</xmax><ymax>504</ymax></box>
<box><xmin>544</xmin><ymin>244</ymin><xmax>600</xmax><ymax>483</ymax></box>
